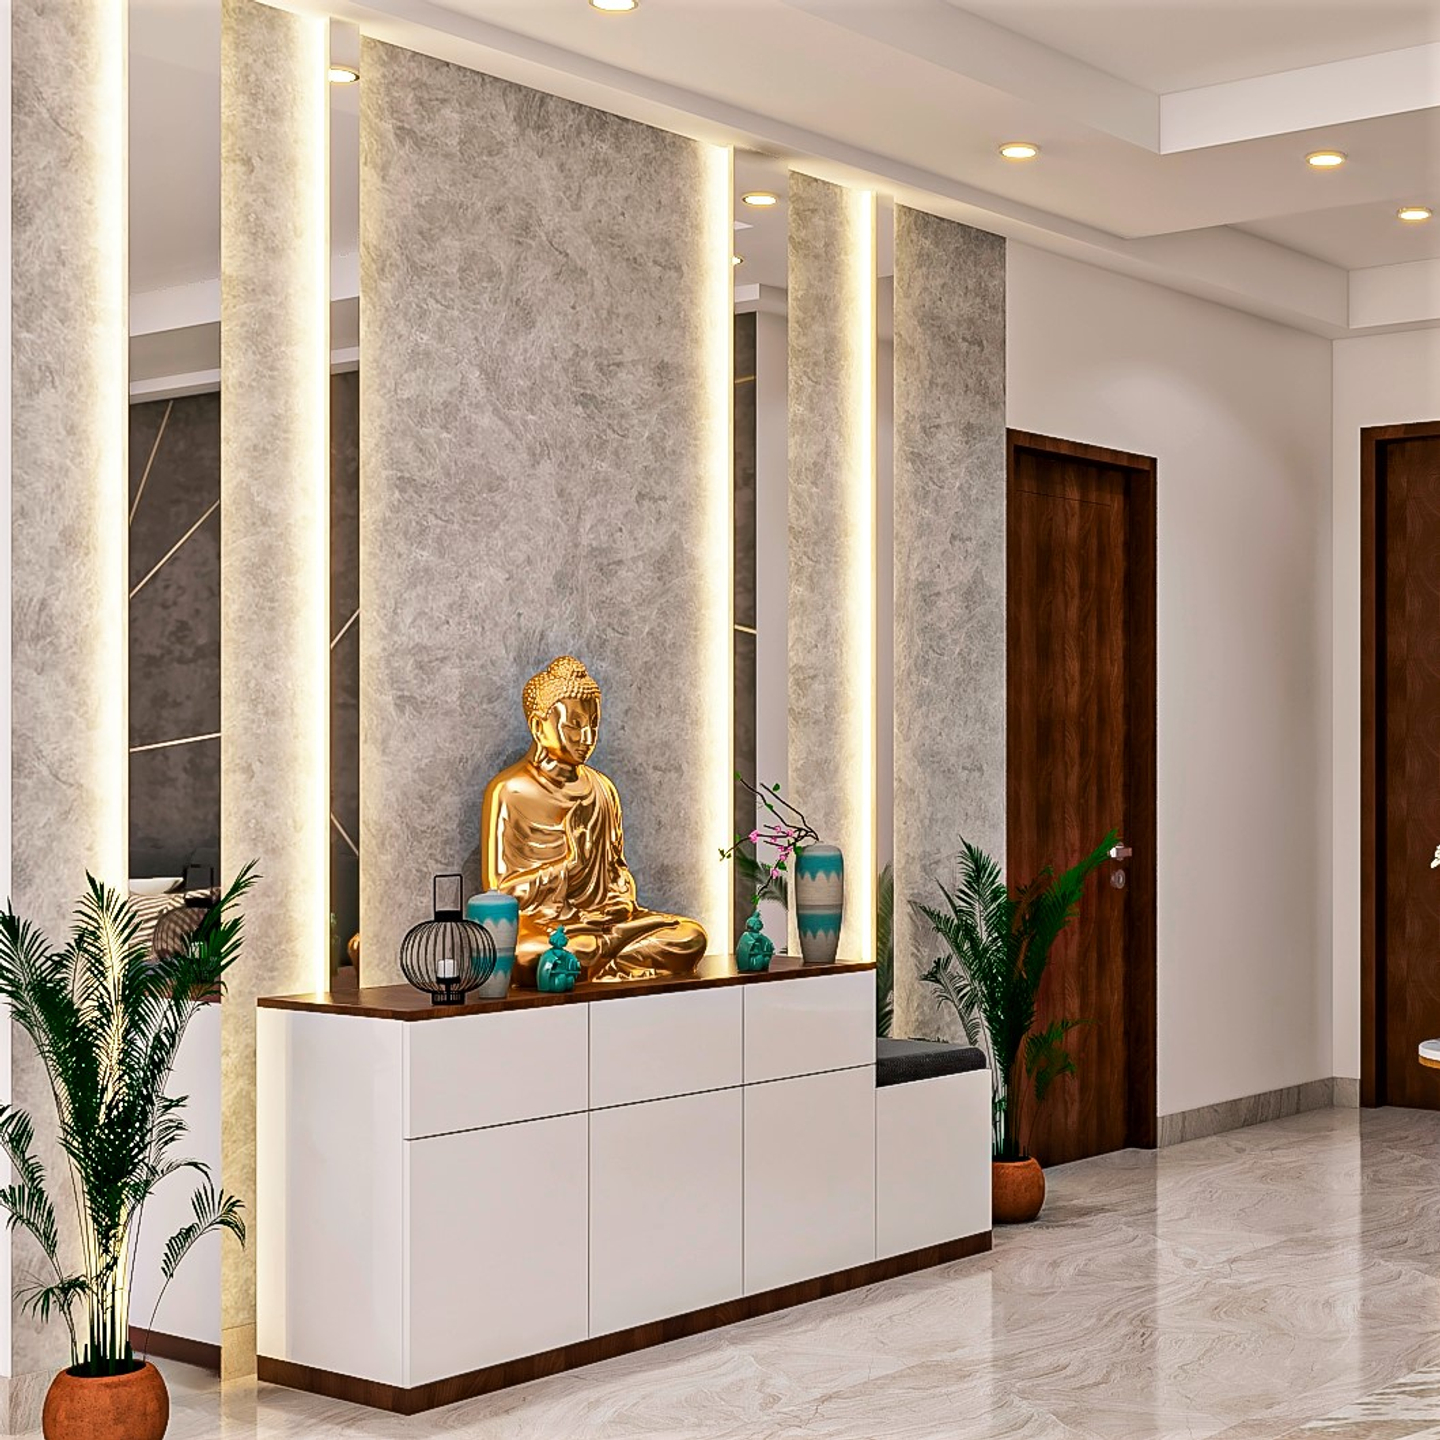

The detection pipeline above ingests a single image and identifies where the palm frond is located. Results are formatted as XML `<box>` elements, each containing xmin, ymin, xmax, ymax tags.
<box><xmin>917</xmin><ymin>833</ymin><xmax>1113</xmax><ymax>1160</ymax></box>
<box><xmin>0</xmin><ymin>866</ymin><xmax>257</xmax><ymax>1369</ymax></box>
<box><xmin>1024</xmin><ymin>1018</ymin><xmax>1092</xmax><ymax>1106</ymax></box>
<box><xmin>875</xmin><ymin>863</ymin><xmax>895</xmax><ymax>1037</ymax></box>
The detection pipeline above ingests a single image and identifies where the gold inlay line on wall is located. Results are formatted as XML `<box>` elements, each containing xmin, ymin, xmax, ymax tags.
<box><xmin>330</xmin><ymin>607</ymin><xmax>359</xmax><ymax>649</ymax></box>
<box><xmin>130</xmin><ymin>498</ymin><xmax>220</xmax><ymax>599</ymax></box>
<box><xmin>331</xmin><ymin>812</ymin><xmax>359</xmax><ymax>859</ymax></box>
<box><xmin>129</xmin><ymin>398</ymin><xmax>174</xmax><ymax>525</ymax></box>
<box><xmin>130</xmin><ymin>731</ymin><xmax>222</xmax><ymax>754</ymax></box>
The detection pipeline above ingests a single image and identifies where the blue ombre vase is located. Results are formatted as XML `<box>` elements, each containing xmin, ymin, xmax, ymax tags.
<box><xmin>465</xmin><ymin>891</ymin><xmax>519</xmax><ymax>999</ymax></box>
<box><xmin>795</xmin><ymin>844</ymin><xmax>844</xmax><ymax>965</ymax></box>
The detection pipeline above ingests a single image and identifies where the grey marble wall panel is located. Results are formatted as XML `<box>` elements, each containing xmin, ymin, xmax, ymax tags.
<box><xmin>361</xmin><ymin>42</ymin><xmax>727</xmax><ymax>982</ymax></box>
<box><xmin>788</xmin><ymin>172</ymin><xmax>874</xmax><ymax>962</ymax></box>
<box><xmin>11</xmin><ymin>0</ymin><xmax>128</xmax><ymax>1389</ymax></box>
<box><xmin>219</xmin><ymin>0</ymin><xmax>329</xmax><ymax>1376</ymax></box>
<box><xmin>893</xmin><ymin>208</ymin><xmax>1006</xmax><ymax>1040</ymax></box>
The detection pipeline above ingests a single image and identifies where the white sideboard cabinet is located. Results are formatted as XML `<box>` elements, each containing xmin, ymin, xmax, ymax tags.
<box><xmin>257</xmin><ymin>955</ymin><xmax>989</xmax><ymax>1414</ymax></box>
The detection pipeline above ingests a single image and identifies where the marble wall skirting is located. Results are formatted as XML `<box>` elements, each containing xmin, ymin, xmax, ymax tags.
<box><xmin>11</xmin><ymin>0</ymin><xmax>128</xmax><ymax>1388</ymax></box>
<box><xmin>219</xmin><ymin>0</ymin><xmax>330</xmax><ymax>1378</ymax></box>
<box><xmin>786</xmin><ymin>173</ymin><xmax>876</xmax><ymax>962</ymax></box>
<box><xmin>360</xmin><ymin>42</ymin><xmax>732</xmax><ymax>980</ymax></box>
<box><xmin>1158</xmin><ymin>1079</ymin><xmax>1355</xmax><ymax>1147</ymax></box>
<box><xmin>892</xmin><ymin>209</ymin><xmax>1006</xmax><ymax>1038</ymax></box>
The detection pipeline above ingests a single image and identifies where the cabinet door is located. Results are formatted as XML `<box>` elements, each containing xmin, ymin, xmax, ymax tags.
<box><xmin>407</xmin><ymin>1114</ymin><xmax>587</xmax><ymax>1385</ymax></box>
<box><xmin>590</xmin><ymin>1089</ymin><xmax>743</xmax><ymax>1335</ymax></box>
<box><xmin>876</xmin><ymin>1069</ymin><xmax>991</xmax><ymax>1259</ymax></box>
<box><xmin>744</xmin><ymin>1067</ymin><xmax>875</xmax><ymax>1294</ymax></box>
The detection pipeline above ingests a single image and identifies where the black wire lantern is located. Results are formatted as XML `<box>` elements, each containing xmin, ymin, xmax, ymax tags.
<box><xmin>400</xmin><ymin>874</ymin><xmax>497</xmax><ymax>1005</ymax></box>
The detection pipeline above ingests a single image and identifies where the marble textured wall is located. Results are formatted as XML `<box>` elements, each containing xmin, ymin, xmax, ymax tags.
<box><xmin>219</xmin><ymin>0</ymin><xmax>330</xmax><ymax>1378</ymax></box>
<box><xmin>361</xmin><ymin>42</ymin><xmax>732</xmax><ymax>981</ymax></box>
<box><xmin>787</xmin><ymin>173</ymin><xmax>876</xmax><ymax>962</ymax></box>
<box><xmin>11</xmin><ymin>0</ymin><xmax>128</xmax><ymax>1387</ymax></box>
<box><xmin>892</xmin><ymin>207</ymin><xmax>1006</xmax><ymax>1039</ymax></box>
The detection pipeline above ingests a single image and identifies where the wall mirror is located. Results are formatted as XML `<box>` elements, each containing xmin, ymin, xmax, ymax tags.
<box><xmin>127</xmin><ymin>1</ymin><xmax>363</xmax><ymax>983</ymax></box>
<box><xmin>729</xmin><ymin>153</ymin><xmax>897</xmax><ymax>959</ymax></box>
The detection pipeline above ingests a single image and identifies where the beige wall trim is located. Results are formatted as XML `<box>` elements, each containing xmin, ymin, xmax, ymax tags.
<box><xmin>1158</xmin><ymin>1079</ymin><xmax>1356</xmax><ymax>1147</ymax></box>
<box><xmin>219</xmin><ymin>0</ymin><xmax>331</xmax><ymax>1381</ymax></box>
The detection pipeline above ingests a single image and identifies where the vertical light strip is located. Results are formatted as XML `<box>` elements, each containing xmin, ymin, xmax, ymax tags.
<box><xmin>853</xmin><ymin>189</ymin><xmax>877</xmax><ymax>964</ymax></box>
<box><xmin>703</xmin><ymin>143</ymin><xmax>736</xmax><ymax>954</ymax></box>
<box><xmin>307</xmin><ymin>15</ymin><xmax>332</xmax><ymax>993</ymax></box>
<box><xmin>101</xmin><ymin>0</ymin><xmax>129</xmax><ymax>891</ymax></box>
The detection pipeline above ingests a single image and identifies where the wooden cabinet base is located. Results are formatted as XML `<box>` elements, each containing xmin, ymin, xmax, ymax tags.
<box><xmin>258</xmin><ymin>1231</ymin><xmax>991</xmax><ymax>1415</ymax></box>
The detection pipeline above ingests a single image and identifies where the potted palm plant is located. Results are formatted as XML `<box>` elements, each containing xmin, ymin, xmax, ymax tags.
<box><xmin>918</xmin><ymin>833</ymin><xmax>1113</xmax><ymax>1223</ymax></box>
<box><xmin>0</xmin><ymin>865</ymin><xmax>255</xmax><ymax>1440</ymax></box>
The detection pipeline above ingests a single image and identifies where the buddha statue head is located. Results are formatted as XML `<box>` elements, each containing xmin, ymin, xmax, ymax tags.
<box><xmin>522</xmin><ymin>655</ymin><xmax>601</xmax><ymax>768</ymax></box>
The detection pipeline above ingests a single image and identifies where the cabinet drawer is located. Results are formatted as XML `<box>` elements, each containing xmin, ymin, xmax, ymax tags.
<box><xmin>743</xmin><ymin>971</ymin><xmax>875</xmax><ymax>1083</ymax></box>
<box><xmin>590</xmin><ymin>988</ymin><xmax>742</xmax><ymax>1109</ymax></box>
<box><xmin>404</xmin><ymin>1006</ymin><xmax>587</xmax><ymax>1138</ymax></box>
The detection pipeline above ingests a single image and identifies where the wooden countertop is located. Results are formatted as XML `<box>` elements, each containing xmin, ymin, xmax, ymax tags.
<box><xmin>258</xmin><ymin>953</ymin><xmax>875</xmax><ymax>1021</ymax></box>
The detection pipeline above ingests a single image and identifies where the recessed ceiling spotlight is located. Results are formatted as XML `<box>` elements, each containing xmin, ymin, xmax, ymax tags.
<box><xmin>1398</xmin><ymin>205</ymin><xmax>1434</xmax><ymax>223</ymax></box>
<box><xmin>1305</xmin><ymin>150</ymin><xmax>1346</xmax><ymax>169</ymax></box>
<box><xmin>742</xmin><ymin>192</ymin><xmax>779</xmax><ymax>208</ymax></box>
<box><xmin>328</xmin><ymin>65</ymin><xmax>359</xmax><ymax>84</ymax></box>
<box><xmin>999</xmin><ymin>141</ymin><xmax>1040</xmax><ymax>161</ymax></box>
<box><xmin>589</xmin><ymin>0</ymin><xmax>638</xmax><ymax>10</ymax></box>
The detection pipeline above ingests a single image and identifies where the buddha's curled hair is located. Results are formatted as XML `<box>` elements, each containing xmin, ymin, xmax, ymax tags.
<box><xmin>523</xmin><ymin>655</ymin><xmax>601</xmax><ymax>724</ymax></box>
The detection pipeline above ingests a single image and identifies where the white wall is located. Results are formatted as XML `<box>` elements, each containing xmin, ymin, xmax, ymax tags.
<box><xmin>131</xmin><ymin>1004</ymin><xmax>221</xmax><ymax>1347</ymax></box>
<box><xmin>1331</xmin><ymin>328</ymin><xmax>1440</xmax><ymax>1082</ymax></box>
<box><xmin>1007</xmin><ymin>243</ymin><xmax>1333</xmax><ymax>1118</ymax></box>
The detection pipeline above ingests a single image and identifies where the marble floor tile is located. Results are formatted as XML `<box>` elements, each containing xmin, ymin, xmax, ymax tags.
<box><xmin>18</xmin><ymin>1107</ymin><xmax>1440</xmax><ymax>1438</ymax></box>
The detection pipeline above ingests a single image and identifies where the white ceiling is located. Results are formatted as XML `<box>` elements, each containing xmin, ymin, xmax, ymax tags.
<box><xmin>953</xmin><ymin>0</ymin><xmax>1440</xmax><ymax>93</ymax></box>
<box><xmin>130</xmin><ymin>0</ymin><xmax>1440</xmax><ymax>346</ymax></box>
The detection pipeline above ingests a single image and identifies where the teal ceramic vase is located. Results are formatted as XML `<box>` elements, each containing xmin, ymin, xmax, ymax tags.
<box><xmin>465</xmin><ymin>890</ymin><xmax>518</xmax><ymax>999</ymax></box>
<box><xmin>795</xmin><ymin>844</ymin><xmax>843</xmax><ymax>965</ymax></box>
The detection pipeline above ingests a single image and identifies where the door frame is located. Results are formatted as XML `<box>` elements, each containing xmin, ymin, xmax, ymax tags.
<box><xmin>1006</xmin><ymin>429</ymin><xmax>1158</xmax><ymax>1151</ymax></box>
<box><xmin>1359</xmin><ymin>420</ymin><xmax>1440</xmax><ymax>1107</ymax></box>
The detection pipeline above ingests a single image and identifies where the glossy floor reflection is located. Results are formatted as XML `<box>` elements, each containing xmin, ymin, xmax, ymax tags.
<box><xmin>50</xmin><ymin>1107</ymin><xmax>1440</xmax><ymax>1438</ymax></box>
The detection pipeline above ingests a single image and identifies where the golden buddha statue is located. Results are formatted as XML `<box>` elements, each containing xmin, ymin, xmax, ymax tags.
<box><xmin>481</xmin><ymin>656</ymin><xmax>708</xmax><ymax>987</ymax></box>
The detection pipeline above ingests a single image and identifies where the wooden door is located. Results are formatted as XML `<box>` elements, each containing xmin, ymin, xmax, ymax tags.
<box><xmin>1007</xmin><ymin>431</ymin><xmax>1156</xmax><ymax>1166</ymax></box>
<box><xmin>1362</xmin><ymin>422</ymin><xmax>1440</xmax><ymax>1108</ymax></box>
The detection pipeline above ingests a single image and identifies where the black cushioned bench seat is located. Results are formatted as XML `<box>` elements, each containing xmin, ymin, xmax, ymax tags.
<box><xmin>876</xmin><ymin>1037</ymin><xmax>988</xmax><ymax>1088</ymax></box>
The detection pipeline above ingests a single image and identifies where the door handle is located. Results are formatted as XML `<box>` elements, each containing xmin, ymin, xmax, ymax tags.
<box><xmin>1109</xmin><ymin>844</ymin><xmax>1132</xmax><ymax>861</ymax></box>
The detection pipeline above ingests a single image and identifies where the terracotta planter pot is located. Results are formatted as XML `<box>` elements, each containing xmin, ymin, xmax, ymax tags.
<box><xmin>992</xmin><ymin>1157</ymin><xmax>1046</xmax><ymax>1224</ymax></box>
<box><xmin>42</xmin><ymin>1361</ymin><xmax>169</xmax><ymax>1440</ymax></box>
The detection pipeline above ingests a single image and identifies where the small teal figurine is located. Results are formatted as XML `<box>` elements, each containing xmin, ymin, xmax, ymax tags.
<box><xmin>536</xmin><ymin>928</ymin><xmax>581</xmax><ymax>993</ymax></box>
<box><xmin>735</xmin><ymin>911</ymin><xmax>775</xmax><ymax>973</ymax></box>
